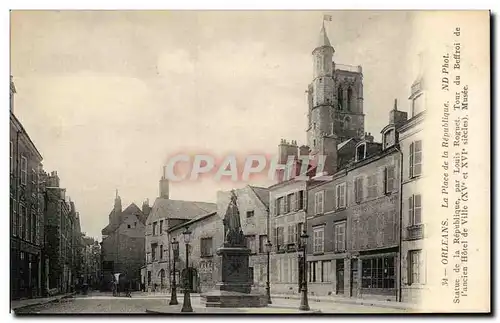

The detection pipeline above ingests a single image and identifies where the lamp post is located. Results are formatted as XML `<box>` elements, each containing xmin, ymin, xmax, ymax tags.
<box><xmin>181</xmin><ymin>227</ymin><xmax>193</xmax><ymax>313</ymax></box>
<box><xmin>265</xmin><ymin>240</ymin><xmax>272</xmax><ymax>304</ymax></box>
<box><xmin>299</xmin><ymin>230</ymin><xmax>310</xmax><ymax>311</ymax></box>
<box><xmin>169</xmin><ymin>238</ymin><xmax>179</xmax><ymax>305</ymax></box>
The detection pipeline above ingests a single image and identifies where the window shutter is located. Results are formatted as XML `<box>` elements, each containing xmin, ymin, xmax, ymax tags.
<box><xmin>303</xmin><ymin>190</ymin><xmax>307</xmax><ymax>212</ymax></box>
<box><xmin>421</xmin><ymin>250</ymin><xmax>427</xmax><ymax>284</ymax></box>
<box><xmin>409</xmin><ymin>196</ymin><xmax>414</xmax><ymax>226</ymax></box>
<box><xmin>409</xmin><ymin>142</ymin><xmax>414</xmax><ymax>178</ymax></box>
<box><xmin>384</xmin><ymin>167</ymin><xmax>388</xmax><ymax>193</ymax></box>
<box><xmin>293</xmin><ymin>192</ymin><xmax>298</xmax><ymax>211</ymax></box>
<box><xmin>406</xmin><ymin>251</ymin><xmax>411</xmax><ymax>285</ymax></box>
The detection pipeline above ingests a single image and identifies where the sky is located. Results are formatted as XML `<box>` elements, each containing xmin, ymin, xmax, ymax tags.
<box><xmin>10</xmin><ymin>10</ymin><xmax>420</xmax><ymax>239</ymax></box>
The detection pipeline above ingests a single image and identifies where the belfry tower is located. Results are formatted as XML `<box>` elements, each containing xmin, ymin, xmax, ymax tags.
<box><xmin>307</xmin><ymin>21</ymin><xmax>365</xmax><ymax>150</ymax></box>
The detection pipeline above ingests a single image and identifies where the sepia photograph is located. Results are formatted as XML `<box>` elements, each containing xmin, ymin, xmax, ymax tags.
<box><xmin>8</xmin><ymin>9</ymin><xmax>490</xmax><ymax>315</ymax></box>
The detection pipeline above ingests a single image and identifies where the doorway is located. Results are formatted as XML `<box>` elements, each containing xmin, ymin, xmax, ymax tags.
<box><xmin>350</xmin><ymin>259</ymin><xmax>359</xmax><ymax>298</ymax></box>
<box><xmin>336</xmin><ymin>259</ymin><xmax>345</xmax><ymax>295</ymax></box>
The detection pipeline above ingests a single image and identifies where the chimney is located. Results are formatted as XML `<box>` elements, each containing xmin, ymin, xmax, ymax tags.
<box><xmin>364</xmin><ymin>132</ymin><xmax>374</xmax><ymax>143</ymax></box>
<box><xmin>278</xmin><ymin>139</ymin><xmax>290</xmax><ymax>164</ymax></box>
<box><xmin>142</xmin><ymin>199</ymin><xmax>150</xmax><ymax>215</ymax></box>
<box><xmin>299</xmin><ymin>145</ymin><xmax>310</xmax><ymax>157</ymax></box>
<box><xmin>389</xmin><ymin>99</ymin><xmax>408</xmax><ymax>128</ymax></box>
<box><xmin>287</xmin><ymin>140</ymin><xmax>299</xmax><ymax>160</ymax></box>
<box><xmin>159</xmin><ymin>167</ymin><xmax>169</xmax><ymax>199</ymax></box>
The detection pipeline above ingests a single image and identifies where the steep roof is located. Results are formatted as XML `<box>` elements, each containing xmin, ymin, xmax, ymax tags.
<box><xmin>147</xmin><ymin>197</ymin><xmax>217</xmax><ymax>223</ymax></box>
<box><xmin>317</xmin><ymin>22</ymin><xmax>332</xmax><ymax>48</ymax></box>
<box><xmin>101</xmin><ymin>202</ymin><xmax>146</xmax><ymax>235</ymax></box>
<box><xmin>249</xmin><ymin>185</ymin><xmax>270</xmax><ymax>208</ymax></box>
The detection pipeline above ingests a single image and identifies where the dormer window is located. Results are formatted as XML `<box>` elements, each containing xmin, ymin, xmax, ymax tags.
<box><xmin>383</xmin><ymin>128</ymin><xmax>395</xmax><ymax>149</ymax></box>
<box><xmin>412</xmin><ymin>93</ymin><xmax>424</xmax><ymax>117</ymax></box>
<box><xmin>355</xmin><ymin>143</ymin><xmax>366</xmax><ymax>162</ymax></box>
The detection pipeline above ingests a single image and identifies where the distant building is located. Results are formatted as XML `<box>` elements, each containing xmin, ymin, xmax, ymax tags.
<box><xmin>82</xmin><ymin>236</ymin><xmax>101</xmax><ymax>289</ymax></box>
<box><xmin>100</xmin><ymin>191</ymin><xmax>148</xmax><ymax>290</ymax></box>
<box><xmin>10</xmin><ymin>76</ymin><xmax>45</xmax><ymax>300</ymax></box>
<box><xmin>143</xmin><ymin>174</ymin><xmax>216</xmax><ymax>292</ymax></box>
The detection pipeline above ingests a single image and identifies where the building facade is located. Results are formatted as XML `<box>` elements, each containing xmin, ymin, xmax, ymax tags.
<box><xmin>143</xmin><ymin>174</ymin><xmax>216</xmax><ymax>292</ymax></box>
<box><xmin>10</xmin><ymin>76</ymin><xmax>44</xmax><ymax>299</ymax></box>
<box><xmin>101</xmin><ymin>192</ymin><xmax>148</xmax><ymax>290</ymax></box>
<box><xmin>400</xmin><ymin>66</ymin><xmax>427</xmax><ymax>303</ymax></box>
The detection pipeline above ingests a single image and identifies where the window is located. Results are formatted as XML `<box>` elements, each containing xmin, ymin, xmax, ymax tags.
<box><xmin>286</xmin><ymin>194</ymin><xmax>293</xmax><ymax>213</ymax></box>
<box><xmin>385</xmin><ymin>165</ymin><xmax>396</xmax><ymax>194</ymax></box>
<box><xmin>159</xmin><ymin>220</ymin><xmax>163</xmax><ymax>234</ymax></box>
<box><xmin>297</xmin><ymin>222</ymin><xmax>304</xmax><ymax>247</ymax></box>
<box><xmin>367</xmin><ymin>174</ymin><xmax>378</xmax><ymax>199</ymax></box>
<box><xmin>409</xmin><ymin>140</ymin><xmax>423</xmax><ymax>178</ymax></box>
<box><xmin>152</xmin><ymin>222</ymin><xmax>157</xmax><ymax>236</ymax></box>
<box><xmin>361</xmin><ymin>256</ymin><xmax>395</xmax><ymax>289</ymax></box>
<box><xmin>160</xmin><ymin>245</ymin><xmax>164</xmax><ymax>260</ymax></box>
<box><xmin>11</xmin><ymin>198</ymin><xmax>17</xmax><ymax>236</ymax></box>
<box><xmin>313</xmin><ymin>226</ymin><xmax>324</xmax><ymax>253</ymax></box>
<box><xmin>287</xmin><ymin>224</ymin><xmax>297</xmax><ymax>245</ymax></box>
<box><xmin>308</xmin><ymin>261</ymin><xmax>317</xmax><ymax>282</ymax></box>
<box><xmin>314</xmin><ymin>191</ymin><xmax>324</xmax><ymax>215</ymax></box>
<box><xmin>246</xmin><ymin>210</ymin><xmax>254</xmax><ymax>218</ymax></box>
<box><xmin>297</xmin><ymin>190</ymin><xmax>305</xmax><ymax>210</ymax></box>
<box><xmin>10</xmin><ymin>141</ymin><xmax>13</xmax><ymax>173</ymax></box>
<box><xmin>412</xmin><ymin>94</ymin><xmax>424</xmax><ymax>117</ymax></box>
<box><xmin>27</xmin><ymin>209</ymin><xmax>32</xmax><ymax>242</ymax></box>
<box><xmin>31</xmin><ymin>168</ymin><xmax>36</xmax><ymax>186</ymax></box>
<box><xmin>277</xmin><ymin>197</ymin><xmax>284</xmax><ymax>215</ymax></box>
<box><xmin>354</xmin><ymin>177</ymin><xmax>364</xmax><ymax>203</ymax></box>
<box><xmin>127</xmin><ymin>224</ymin><xmax>131</xmax><ymax>229</ymax></box>
<box><xmin>275</xmin><ymin>227</ymin><xmax>284</xmax><ymax>250</ymax></box>
<box><xmin>408</xmin><ymin>250</ymin><xmax>422</xmax><ymax>285</ymax></box>
<box><xmin>259</xmin><ymin>235</ymin><xmax>267</xmax><ymax>253</ymax></box>
<box><xmin>347</xmin><ymin>87</ymin><xmax>353</xmax><ymax>111</ymax></box>
<box><xmin>151</xmin><ymin>243</ymin><xmax>157</xmax><ymax>261</ymax></box>
<box><xmin>290</xmin><ymin>193</ymin><xmax>297</xmax><ymax>211</ymax></box>
<box><xmin>337</xmin><ymin>86</ymin><xmax>343</xmax><ymax>110</ymax></box>
<box><xmin>21</xmin><ymin>156</ymin><xmax>27</xmax><ymax>185</ymax></box>
<box><xmin>322</xmin><ymin>261</ymin><xmax>332</xmax><ymax>282</ymax></box>
<box><xmin>409</xmin><ymin>194</ymin><xmax>422</xmax><ymax>225</ymax></box>
<box><xmin>246</xmin><ymin>235</ymin><xmax>257</xmax><ymax>254</ymax></box>
<box><xmin>20</xmin><ymin>204</ymin><xmax>26</xmax><ymax>240</ymax></box>
<box><xmin>201</xmin><ymin>237</ymin><xmax>213</xmax><ymax>257</ymax></box>
<box><xmin>356</xmin><ymin>144</ymin><xmax>366</xmax><ymax>162</ymax></box>
<box><xmin>334</xmin><ymin>221</ymin><xmax>346</xmax><ymax>252</ymax></box>
<box><xmin>134</xmin><ymin>222</ymin><xmax>137</xmax><ymax>227</ymax></box>
<box><xmin>384</xmin><ymin>129</ymin><xmax>395</xmax><ymax>149</ymax></box>
<box><xmin>336</xmin><ymin>183</ymin><xmax>346</xmax><ymax>209</ymax></box>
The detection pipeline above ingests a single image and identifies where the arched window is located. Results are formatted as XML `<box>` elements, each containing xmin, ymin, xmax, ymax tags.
<box><xmin>344</xmin><ymin>116</ymin><xmax>351</xmax><ymax>130</ymax></box>
<box><xmin>347</xmin><ymin>87</ymin><xmax>353</xmax><ymax>111</ymax></box>
<box><xmin>337</xmin><ymin>86</ymin><xmax>343</xmax><ymax>110</ymax></box>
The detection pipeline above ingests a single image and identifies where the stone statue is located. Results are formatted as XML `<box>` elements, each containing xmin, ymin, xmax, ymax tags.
<box><xmin>222</xmin><ymin>190</ymin><xmax>244</xmax><ymax>246</ymax></box>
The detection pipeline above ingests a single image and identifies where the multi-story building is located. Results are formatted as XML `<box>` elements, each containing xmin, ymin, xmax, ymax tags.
<box><xmin>143</xmin><ymin>174</ymin><xmax>217</xmax><ymax>292</ymax></box>
<box><xmin>10</xmin><ymin>76</ymin><xmax>45</xmax><ymax>300</ymax></box>
<box><xmin>101</xmin><ymin>191</ymin><xmax>148</xmax><ymax>290</ymax></box>
<box><xmin>43</xmin><ymin>171</ymin><xmax>80</xmax><ymax>294</ymax></box>
<box><xmin>400</xmin><ymin>61</ymin><xmax>427</xmax><ymax>303</ymax></box>
<box><xmin>165</xmin><ymin>185</ymin><xmax>269</xmax><ymax>294</ymax></box>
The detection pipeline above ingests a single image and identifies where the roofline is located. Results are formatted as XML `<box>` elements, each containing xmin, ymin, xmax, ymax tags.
<box><xmin>167</xmin><ymin>211</ymin><xmax>217</xmax><ymax>233</ymax></box>
<box><xmin>10</xmin><ymin>112</ymin><xmax>43</xmax><ymax>160</ymax></box>
<box><xmin>248</xmin><ymin>185</ymin><xmax>269</xmax><ymax>211</ymax></box>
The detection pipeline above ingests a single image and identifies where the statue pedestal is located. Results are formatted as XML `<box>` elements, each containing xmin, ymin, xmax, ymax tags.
<box><xmin>201</xmin><ymin>245</ymin><xmax>267</xmax><ymax>308</ymax></box>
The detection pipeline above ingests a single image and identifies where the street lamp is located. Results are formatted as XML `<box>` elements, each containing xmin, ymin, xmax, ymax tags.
<box><xmin>265</xmin><ymin>240</ymin><xmax>273</xmax><ymax>304</ymax></box>
<box><xmin>181</xmin><ymin>227</ymin><xmax>193</xmax><ymax>313</ymax></box>
<box><xmin>169</xmin><ymin>238</ymin><xmax>179</xmax><ymax>305</ymax></box>
<box><xmin>299</xmin><ymin>230</ymin><xmax>310</xmax><ymax>311</ymax></box>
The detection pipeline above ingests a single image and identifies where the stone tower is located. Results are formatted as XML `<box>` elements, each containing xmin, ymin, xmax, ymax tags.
<box><xmin>307</xmin><ymin>22</ymin><xmax>365</xmax><ymax>148</ymax></box>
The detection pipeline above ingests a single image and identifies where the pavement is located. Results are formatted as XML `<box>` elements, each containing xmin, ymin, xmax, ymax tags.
<box><xmin>11</xmin><ymin>292</ymin><xmax>75</xmax><ymax>311</ymax></box>
<box><xmin>12</xmin><ymin>290</ymin><xmax>416</xmax><ymax>314</ymax></box>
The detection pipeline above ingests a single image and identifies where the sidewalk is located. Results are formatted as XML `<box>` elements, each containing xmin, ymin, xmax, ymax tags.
<box><xmin>11</xmin><ymin>292</ymin><xmax>75</xmax><ymax>311</ymax></box>
<box><xmin>134</xmin><ymin>291</ymin><xmax>417</xmax><ymax>311</ymax></box>
<box><xmin>270</xmin><ymin>293</ymin><xmax>417</xmax><ymax>310</ymax></box>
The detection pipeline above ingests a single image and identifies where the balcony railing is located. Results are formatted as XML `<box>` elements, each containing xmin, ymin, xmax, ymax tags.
<box><xmin>407</xmin><ymin>224</ymin><xmax>424</xmax><ymax>240</ymax></box>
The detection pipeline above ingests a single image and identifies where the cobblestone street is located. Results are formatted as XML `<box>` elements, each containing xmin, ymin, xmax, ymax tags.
<box><xmin>14</xmin><ymin>291</ymin><xmax>411</xmax><ymax>314</ymax></box>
